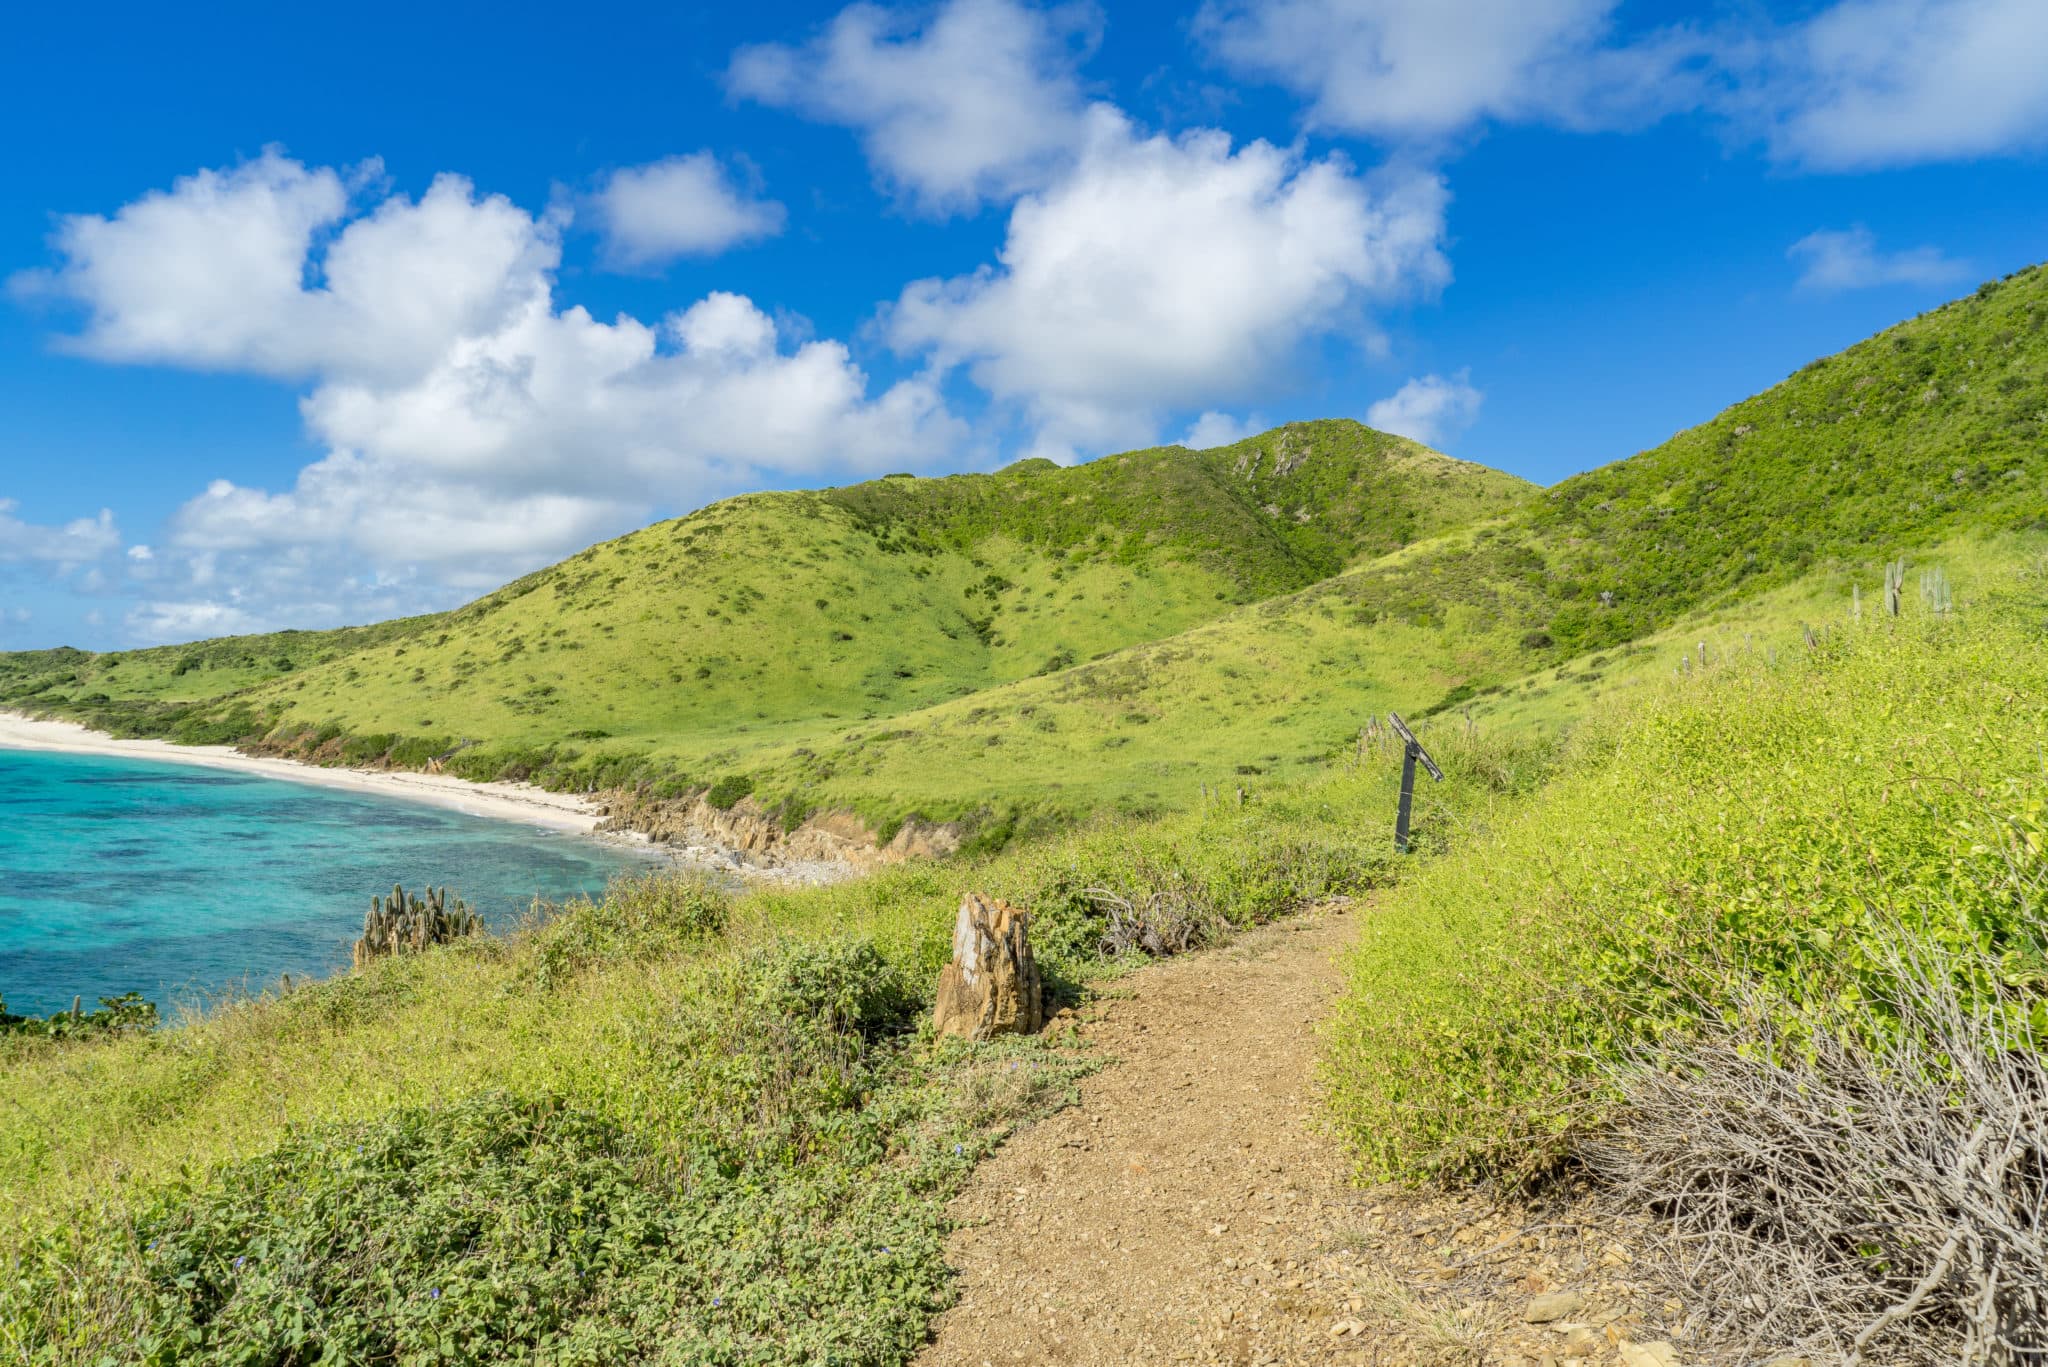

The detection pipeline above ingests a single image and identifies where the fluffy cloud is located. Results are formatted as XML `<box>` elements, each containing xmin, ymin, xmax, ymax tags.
<box><xmin>593</xmin><ymin>153</ymin><xmax>785</xmax><ymax>266</ymax></box>
<box><xmin>30</xmin><ymin>151</ymin><xmax>965</xmax><ymax>638</ymax></box>
<box><xmin>26</xmin><ymin>152</ymin><xmax>552</xmax><ymax>385</ymax></box>
<box><xmin>124</xmin><ymin>599</ymin><xmax>267</xmax><ymax>642</ymax></box>
<box><xmin>730</xmin><ymin>0</ymin><xmax>1098</xmax><ymax>213</ymax></box>
<box><xmin>0</xmin><ymin>501</ymin><xmax>121</xmax><ymax>566</ymax></box>
<box><xmin>1199</xmin><ymin>0</ymin><xmax>2048</xmax><ymax>169</ymax></box>
<box><xmin>1196</xmin><ymin>0</ymin><xmax>1707</xmax><ymax>140</ymax></box>
<box><xmin>1365</xmin><ymin>370</ymin><xmax>1482</xmax><ymax>448</ymax></box>
<box><xmin>1181</xmin><ymin>411</ymin><xmax>1266</xmax><ymax>449</ymax></box>
<box><xmin>1743</xmin><ymin>0</ymin><xmax>2048</xmax><ymax>168</ymax></box>
<box><xmin>1788</xmin><ymin>226</ymin><xmax>1970</xmax><ymax>292</ymax></box>
<box><xmin>889</xmin><ymin>108</ymin><xmax>1449</xmax><ymax>457</ymax></box>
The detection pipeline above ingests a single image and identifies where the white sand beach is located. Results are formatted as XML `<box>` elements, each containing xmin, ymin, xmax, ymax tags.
<box><xmin>0</xmin><ymin>711</ymin><xmax>601</xmax><ymax>833</ymax></box>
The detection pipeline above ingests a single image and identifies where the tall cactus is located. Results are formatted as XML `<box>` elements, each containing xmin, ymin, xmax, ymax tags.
<box><xmin>352</xmin><ymin>884</ymin><xmax>479</xmax><ymax>970</ymax></box>
<box><xmin>1920</xmin><ymin>565</ymin><xmax>1954</xmax><ymax>614</ymax></box>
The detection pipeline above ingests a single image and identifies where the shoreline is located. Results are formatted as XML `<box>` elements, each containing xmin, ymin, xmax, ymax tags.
<box><xmin>0</xmin><ymin>709</ymin><xmax>605</xmax><ymax>834</ymax></box>
<box><xmin>0</xmin><ymin>710</ymin><xmax>859</xmax><ymax>885</ymax></box>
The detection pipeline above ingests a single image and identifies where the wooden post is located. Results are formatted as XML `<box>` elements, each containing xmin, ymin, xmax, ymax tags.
<box><xmin>1394</xmin><ymin>744</ymin><xmax>1419</xmax><ymax>853</ymax></box>
<box><xmin>1387</xmin><ymin>713</ymin><xmax>1443</xmax><ymax>855</ymax></box>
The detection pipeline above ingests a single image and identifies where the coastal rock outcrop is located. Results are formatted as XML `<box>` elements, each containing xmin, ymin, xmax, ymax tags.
<box><xmin>593</xmin><ymin>792</ymin><xmax>961</xmax><ymax>872</ymax></box>
<box><xmin>933</xmin><ymin>892</ymin><xmax>1043</xmax><ymax>1040</ymax></box>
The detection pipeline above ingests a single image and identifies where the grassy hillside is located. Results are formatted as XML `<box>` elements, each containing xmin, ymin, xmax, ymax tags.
<box><xmin>11</xmin><ymin>566</ymin><xmax>2041</xmax><ymax>1361</ymax></box>
<box><xmin>8</xmin><ymin>268</ymin><xmax>2047</xmax><ymax>1363</ymax></box>
<box><xmin>0</xmin><ymin>423</ymin><xmax>1523</xmax><ymax>818</ymax></box>
<box><xmin>1331</xmin><ymin>578</ymin><xmax>2048</xmax><ymax>1177</ymax></box>
<box><xmin>5</xmin><ymin>265</ymin><xmax>2046</xmax><ymax>839</ymax></box>
<box><xmin>0</xmin><ymin>745</ymin><xmax>1483</xmax><ymax>1361</ymax></box>
<box><xmin>647</xmin><ymin>259</ymin><xmax>2048</xmax><ymax>824</ymax></box>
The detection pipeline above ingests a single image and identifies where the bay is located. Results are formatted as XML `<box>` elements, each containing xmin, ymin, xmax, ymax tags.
<box><xmin>0</xmin><ymin>747</ymin><xmax>650</xmax><ymax>1019</ymax></box>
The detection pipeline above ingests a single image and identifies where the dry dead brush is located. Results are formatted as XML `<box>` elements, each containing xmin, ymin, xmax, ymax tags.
<box><xmin>1587</xmin><ymin>934</ymin><xmax>2047</xmax><ymax>1365</ymax></box>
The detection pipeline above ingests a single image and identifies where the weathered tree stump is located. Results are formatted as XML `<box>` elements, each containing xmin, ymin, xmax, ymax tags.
<box><xmin>933</xmin><ymin>892</ymin><xmax>1043</xmax><ymax>1040</ymax></box>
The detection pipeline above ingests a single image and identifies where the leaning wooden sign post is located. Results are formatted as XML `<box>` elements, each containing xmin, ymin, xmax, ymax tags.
<box><xmin>1387</xmin><ymin>711</ymin><xmax>1443</xmax><ymax>854</ymax></box>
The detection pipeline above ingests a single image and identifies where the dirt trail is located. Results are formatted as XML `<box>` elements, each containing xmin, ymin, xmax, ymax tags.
<box><xmin>919</xmin><ymin>902</ymin><xmax>1688</xmax><ymax>1367</ymax></box>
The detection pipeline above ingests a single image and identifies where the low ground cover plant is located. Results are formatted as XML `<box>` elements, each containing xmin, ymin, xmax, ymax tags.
<box><xmin>16</xmin><ymin>567</ymin><xmax>2040</xmax><ymax>1361</ymax></box>
<box><xmin>1</xmin><ymin>728</ymin><xmax>1529</xmax><ymax>1362</ymax></box>
<box><xmin>1327</xmin><ymin>581</ymin><xmax>2048</xmax><ymax>1359</ymax></box>
<box><xmin>1330</xmin><ymin>592</ymin><xmax>2048</xmax><ymax>1182</ymax></box>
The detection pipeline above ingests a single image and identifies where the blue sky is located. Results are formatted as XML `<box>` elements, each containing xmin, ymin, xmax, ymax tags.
<box><xmin>2</xmin><ymin>0</ymin><xmax>2044</xmax><ymax>649</ymax></box>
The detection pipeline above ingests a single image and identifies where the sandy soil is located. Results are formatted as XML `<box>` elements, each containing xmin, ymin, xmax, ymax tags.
<box><xmin>920</xmin><ymin>903</ymin><xmax>1693</xmax><ymax>1367</ymax></box>
<box><xmin>0</xmin><ymin>710</ymin><xmax>600</xmax><ymax>833</ymax></box>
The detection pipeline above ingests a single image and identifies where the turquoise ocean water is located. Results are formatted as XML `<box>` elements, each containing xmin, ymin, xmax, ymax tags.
<box><xmin>0</xmin><ymin>748</ymin><xmax>650</xmax><ymax>1018</ymax></box>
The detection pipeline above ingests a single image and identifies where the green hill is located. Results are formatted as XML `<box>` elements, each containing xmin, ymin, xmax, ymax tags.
<box><xmin>5</xmin><ymin>263</ymin><xmax>2047</xmax><ymax>840</ymax></box>
<box><xmin>688</xmin><ymin>259</ymin><xmax>2048</xmax><ymax>824</ymax></box>
<box><xmin>0</xmin><ymin>424</ymin><xmax>1527</xmax><ymax>817</ymax></box>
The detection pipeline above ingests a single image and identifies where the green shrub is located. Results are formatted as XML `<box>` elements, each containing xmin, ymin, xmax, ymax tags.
<box><xmin>0</xmin><ymin>992</ymin><xmax>157</xmax><ymax>1040</ymax></box>
<box><xmin>705</xmin><ymin>774</ymin><xmax>754</xmax><ymax>810</ymax></box>
<box><xmin>2</xmin><ymin>931</ymin><xmax>1082</xmax><ymax>1365</ymax></box>
<box><xmin>167</xmin><ymin>706</ymin><xmax>261</xmax><ymax>747</ymax></box>
<box><xmin>522</xmin><ymin>873</ymin><xmax>732</xmax><ymax>990</ymax></box>
<box><xmin>338</xmin><ymin>732</ymin><xmax>396</xmax><ymax>766</ymax></box>
<box><xmin>1326</xmin><ymin>596</ymin><xmax>2048</xmax><ymax>1184</ymax></box>
<box><xmin>386</xmin><ymin>735</ymin><xmax>450</xmax><ymax>769</ymax></box>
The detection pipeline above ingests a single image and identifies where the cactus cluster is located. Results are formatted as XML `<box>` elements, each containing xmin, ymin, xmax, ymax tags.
<box><xmin>352</xmin><ymin>884</ymin><xmax>479</xmax><ymax>971</ymax></box>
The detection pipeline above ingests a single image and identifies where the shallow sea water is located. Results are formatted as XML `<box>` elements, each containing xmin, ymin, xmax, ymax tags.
<box><xmin>0</xmin><ymin>748</ymin><xmax>650</xmax><ymax>1018</ymax></box>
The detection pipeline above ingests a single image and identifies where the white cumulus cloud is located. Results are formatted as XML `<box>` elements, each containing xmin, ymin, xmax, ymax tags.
<box><xmin>27</xmin><ymin>151</ymin><xmax>965</xmax><ymax>638</ymax></box>
<box><xmin>1744</xmin><ymin>0</ymin><xmax>2048</xmax><ymax>168</ymax></box>
<box><xmin>1197</xmin><ymin>0</ymin><xmax>1709</xmax><ymax>141</ymax></box>
<box><xmin>1198</xmin><ymin>0</ymin><xmax>2048</xmax><ymax>170</ymax></box>
<box><xmin>25</xmin><ymin>151</ymin><xmax>554</xmax><ymax>385</ymax></box>
<box><xmin>1181</xmin><ymin>411</ymin><xmax>1267</xmax><ymax>449</ymax></box>
<box><xmin>888</xmin><ymin>107</ymin><xmax>1449</xmax><ymax>459</ymax></box>
<box><xmin>730</xmin><ymin>0</ymin><xmax>1099</xmax><ymax>213</ymax></box>
<box><xmin>0</xmin><ymin>501</ymin><xmax>122</xmax><ymax>566</ymax></box>
<box><xmin>1788</xmin><ymin>226</ymin><xmax>1970</xmax><ymax>292</ymax></box>
<box><xmin>593</xmin><ymin>152</ymin><xmax>785</xmax><ymax>266</ymax></box>
<box><xmin>1366</xmin><ymin>370</ymin><xmax>1483</xmax><ymax>448</ymax></box>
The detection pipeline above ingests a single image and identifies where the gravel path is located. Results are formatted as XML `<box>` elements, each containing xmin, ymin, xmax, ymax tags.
<box><xmin>919</xmin><ymin>902</ymin><xmax>1699</xmax><ymax>1367</ymax></box>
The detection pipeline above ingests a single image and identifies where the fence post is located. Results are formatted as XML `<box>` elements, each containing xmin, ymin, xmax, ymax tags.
<box><xmin>1393</xmin><ymin>745</ymin><xmax>1418</xmax><ymax>853</ymax></box>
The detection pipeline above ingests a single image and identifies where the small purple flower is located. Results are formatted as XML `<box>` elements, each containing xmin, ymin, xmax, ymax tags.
<box><xmin>713</xmin><ymin>1297</ymin><xmax>722</xmax><ymax>1307</ymax></box>
<box><xmin>430</xmin><ymin>1288</ymin><xmax>441</xmax><ymax>1300</ymax></box>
